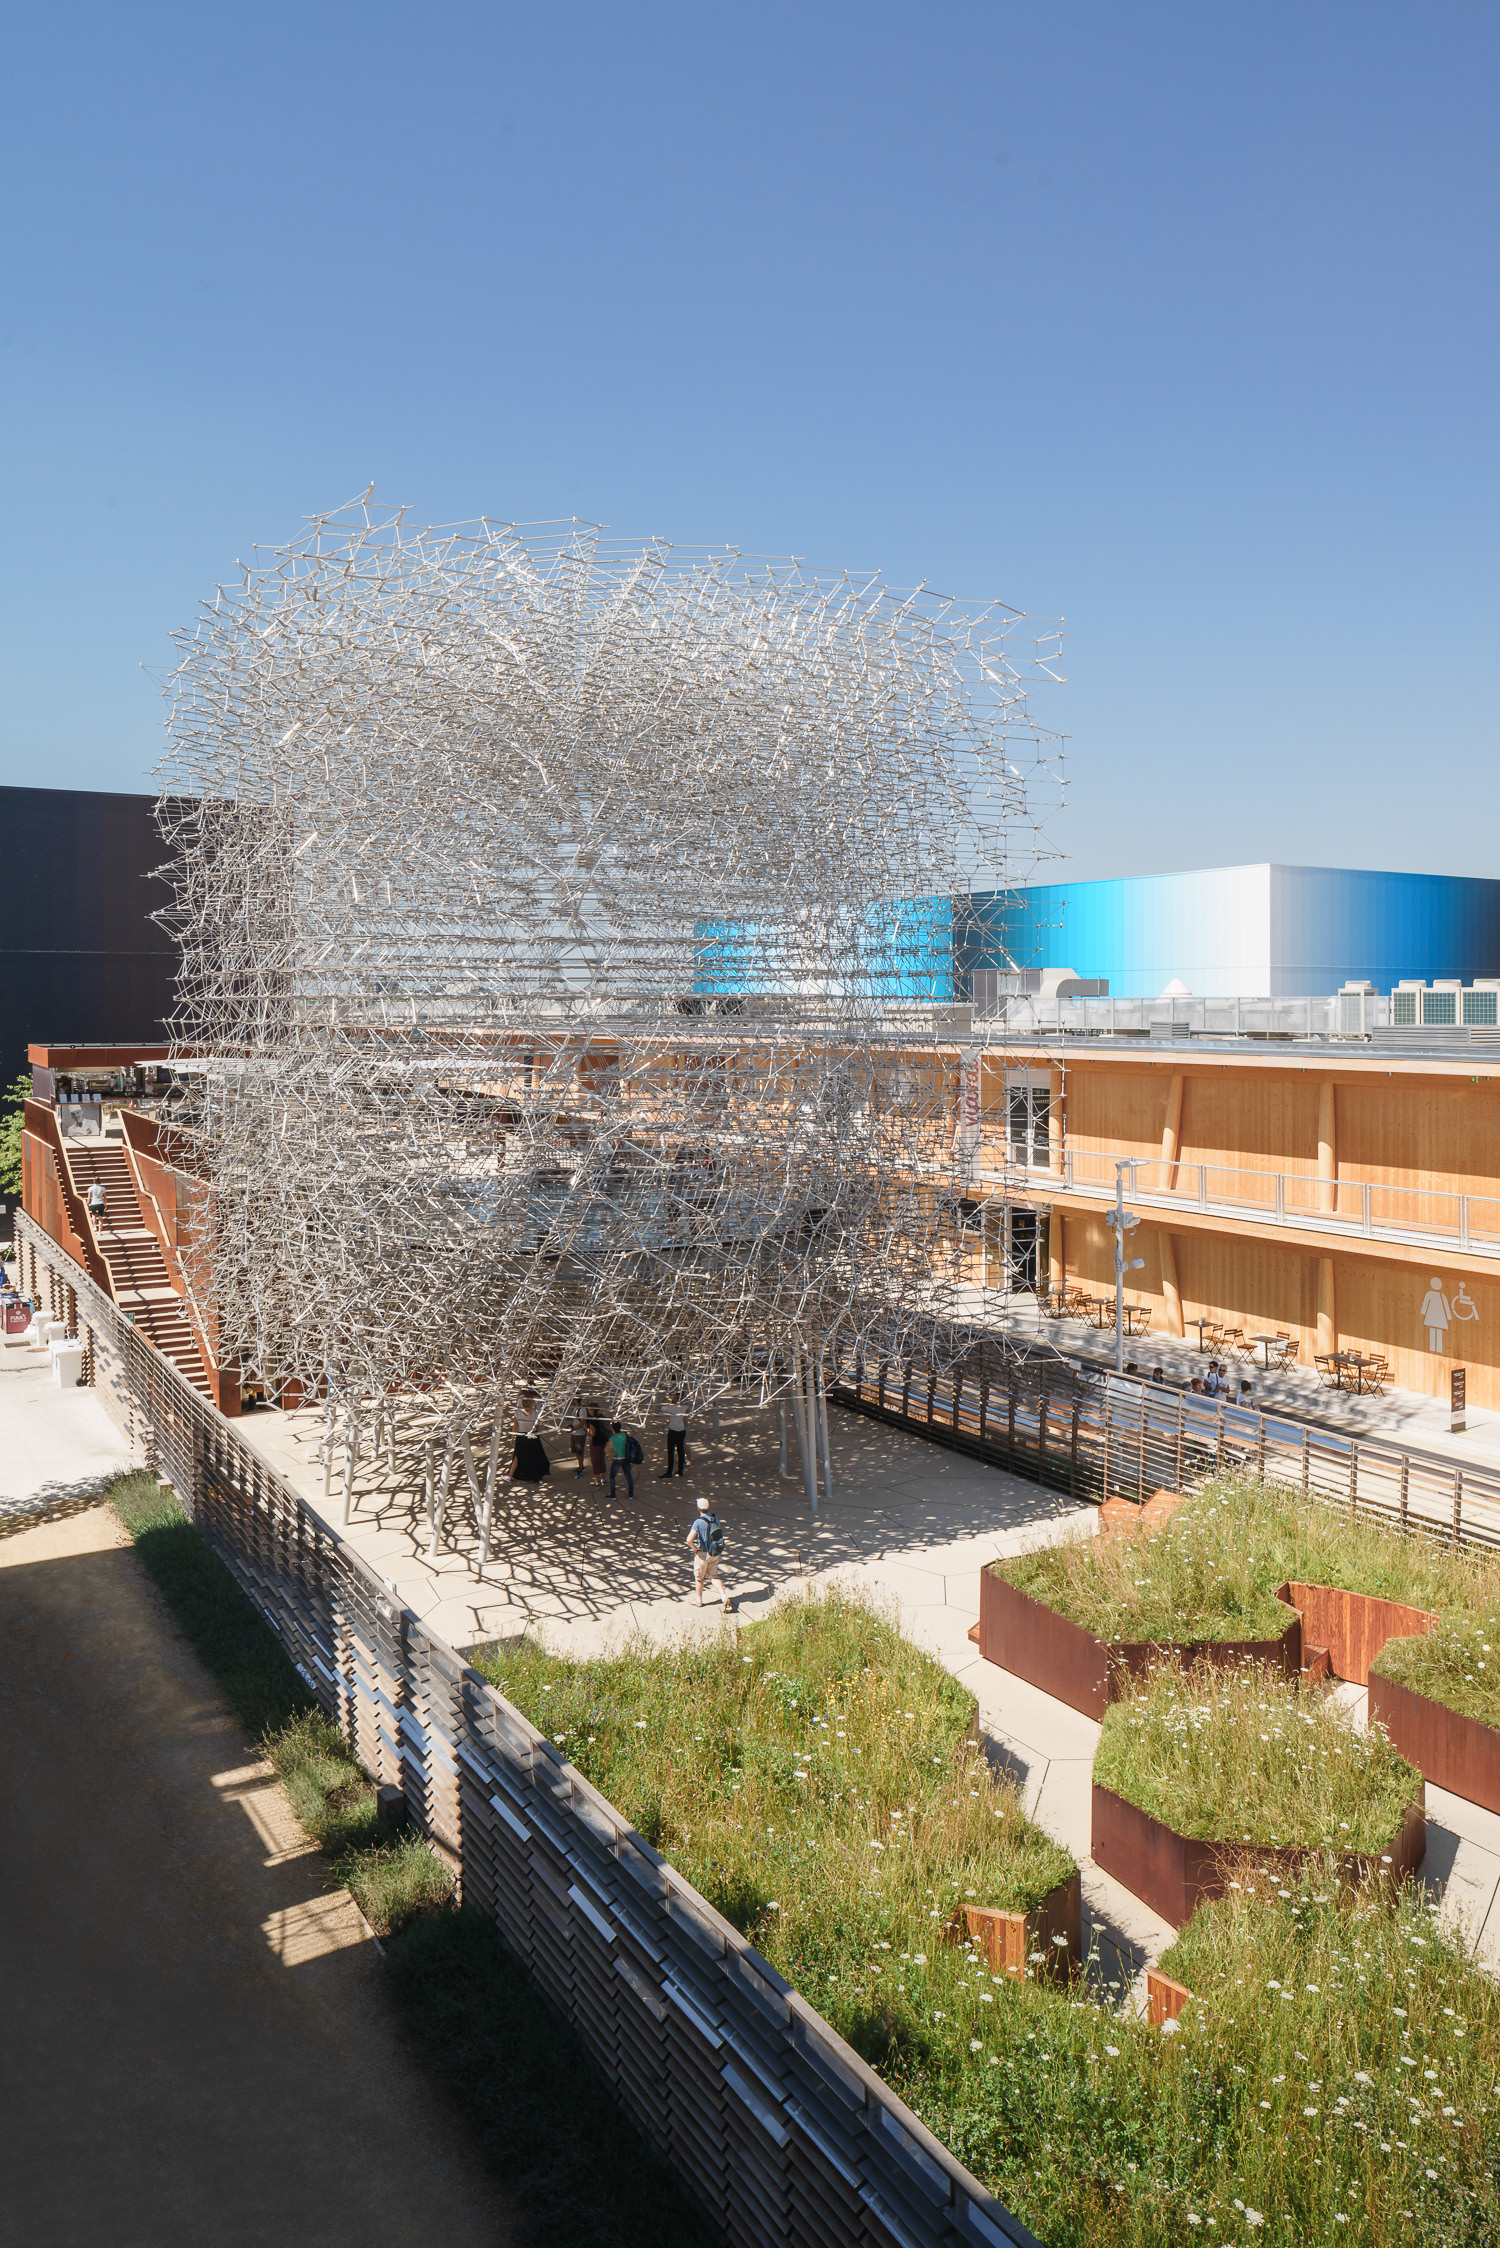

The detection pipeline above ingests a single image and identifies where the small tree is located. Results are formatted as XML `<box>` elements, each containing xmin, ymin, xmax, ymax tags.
<box><xmin>0</xmin><ymin>1073</ymin><xmax>31</xmax><ymax>1198</ymax></box>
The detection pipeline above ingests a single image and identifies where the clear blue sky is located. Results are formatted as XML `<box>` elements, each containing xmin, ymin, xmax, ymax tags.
<box><xmin>3</xmin><ymin>1</ymin><xmax>1494</xmax><ymax>882</ymax></box>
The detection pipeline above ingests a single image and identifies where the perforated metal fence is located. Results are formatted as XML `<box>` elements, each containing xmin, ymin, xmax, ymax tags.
<box><xmin>829</xmin><ymin>1341</ymin><xmax>1500</xmax><ymax>1553</ymax></box>
<box><xmin>14</xmin><ymin>1213</ymin><xmax>1039</xmax><ymax>2248</ymax></box>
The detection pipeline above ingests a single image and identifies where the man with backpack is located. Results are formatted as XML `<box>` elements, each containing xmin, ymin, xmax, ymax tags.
<box><xmin>685</xmin><ymin>1494</ymin><xmax>726</xmax><ymax>1606</ymax></box>
<box><xmin>608</xmin><ymin>1419</ymin><xmax>643</xmax><ymax>1500</ymax></box>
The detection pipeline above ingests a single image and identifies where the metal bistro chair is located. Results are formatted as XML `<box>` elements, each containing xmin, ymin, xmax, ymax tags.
<box><xmin>1358</xmin><ymin>1355</ymin><xmax>1389</xmax><ymax>1396</ymax></box>
<box><xmin>1314</xmin><ymin>1353</ymin><xmax>1341</xmax><ymax>1390</ymax></box>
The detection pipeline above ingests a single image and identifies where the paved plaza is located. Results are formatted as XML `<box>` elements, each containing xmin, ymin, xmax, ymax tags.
<box><xmin>0</xmin><ymin>1335</ymin><xmax>133</xmax><ymax>1534</ymax></box>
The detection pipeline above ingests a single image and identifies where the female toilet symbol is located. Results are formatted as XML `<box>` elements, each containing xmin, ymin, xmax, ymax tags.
<box><xmin>1420</xmin><ymin>1277</ymin><xmax>1452</xmax><ymax>1353</ymax></box>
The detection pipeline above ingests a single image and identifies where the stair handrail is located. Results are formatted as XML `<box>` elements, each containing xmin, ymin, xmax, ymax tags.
<box><xmin>117</xmin><ymin>1108</ymin><xmax>222</xmax><ymax>1393</ymax></box>
<box><xmin>25</xmin><ymin>1102</ymin><xmax>113</xmax><ymax>1296</ymax></box>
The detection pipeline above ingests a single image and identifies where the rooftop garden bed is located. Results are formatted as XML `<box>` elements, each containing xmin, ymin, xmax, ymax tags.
<box><xmin>472</xmin><ymin>1590</ymin><xmax>1078</xmax><ymax>2023</ymax></box>
<box><xmin>1092</xmin><ymin>1665</ymin><xmax>1424</xmax><ymax>1926</ymax></box>
<box><xmin>1372</xmin><ymin>1608</ymin><xmax>1500</xmax><ymax>1733</ymax></box>
<box><xmin>1095</xmin><ymin>1664</ymin><xmax>1419</xmax><ymax>1856</ymax></box>
<box><xmin>475</xmin><ymin>1588</ymin><xmax>1498</xmax><ymax>2242</ymax></box>
<box><xmin>995</xmin><ymin>1475</ymin><xmax>1500</xmax><ymax>1652</ymax></box>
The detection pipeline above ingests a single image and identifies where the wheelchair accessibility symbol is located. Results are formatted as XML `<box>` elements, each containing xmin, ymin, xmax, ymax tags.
<box><xmin>1421</xmin><ymin>1278</ymin><xmax>1479</xmax><ymax>1353</ymax></box>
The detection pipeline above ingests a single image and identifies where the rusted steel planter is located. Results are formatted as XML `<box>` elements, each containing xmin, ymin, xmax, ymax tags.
<box><xmin>979</xmin><ymin>1569</ymin><xmax>1299</xmax><ymax>1722</ymax></box>
<box><xmin>1369</xmin><ymin>1670</ymin><xmax>1500</xmax><ymax>1816</ymax></box>
<box><xmin>1146</xmin><ymin>1968</ymin><xmax>1194</xmax><ymax>2027</ymax></box>
<box><xmin>942</xmin><ymin>1872</ymin><xmax>1082</xmax><ymax>1980</ymax></box>
<box><xmin>1091</xmin><ymin>1783</ymin><xmax>1426</xmax><ymax>1930</ymax></box>
<box><xmin>1275</xmin><ymin>1581</ymin><xmax>1433</xmax><ymax>1684</ymax></box>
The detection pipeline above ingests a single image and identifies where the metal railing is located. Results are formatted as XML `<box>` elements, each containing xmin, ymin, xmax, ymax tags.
<box><xmin>14</xmin><ymin>1211</ymin><xmax>1038</xmax><ymax>2248</ymax></box>
<box><xmin>972</xmin><ymin>990</ymin><xmax>1370</xmax><ymax>1038</ymax></box>
<box><xmin>974</xmin><ymin>1145</ymin><xmax>1500</xmax><ymax>1261</ymax></box>
<box><xmin>828</xmin><ymin>1340</ymin><xmax>1500</xmax><ymax>1552</ymax></box>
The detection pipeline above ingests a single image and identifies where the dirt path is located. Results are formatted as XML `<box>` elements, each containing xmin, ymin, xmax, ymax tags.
<box><xmin>0</xmin><ymin>1500</ymin><xmax>514</xmax><ymax>2247</ymax></box>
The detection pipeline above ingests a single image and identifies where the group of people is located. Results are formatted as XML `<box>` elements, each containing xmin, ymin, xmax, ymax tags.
<box><xmin>501</xmin><ymin>1389</ymin><xmax>727</xmax><ymax>1605</ymax></box>
<box><xmin>1121</xmin><ymin>1358</ymin><xmax>1256</xmax><ymax>1404</ymax></box>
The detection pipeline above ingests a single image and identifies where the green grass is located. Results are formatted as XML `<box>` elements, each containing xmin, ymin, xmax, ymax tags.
<box><xmin>105</xmin><ymin>1468</ymin><xmax>719</xmax><ymax>2247</ymax></box>
<box><xmin>1374</xmin><ymin>1609</ymin><xmax>1500</xmax><ymax>1730</ymax></box>
<box><xmin>997</xmin><ymin>1474</ymin><xmax>1500</xmax><ymax>1678</ymax></box>
<box><xmin>1094</xmin><ymin>1663</ymin><xmax>1420</xmax><ymax>1853</ymax></box>
<box><xmin>109</xmin><ymin>1468</ymin><xmax>1500</xmax><ymax>2242</ymax></box>
<box><xmin>110</xmin><ymin>1468</ymin><xmax>312</xmax><ymax>1736</ymax></box>
<box><xmin>1155</xmin><ymin>1872</ymin><xmax>1500</xmax><ymax>2242</ymax></box>
<box><xmin>825</xmin><ymin>1869</ymin><xmax>1500</xmax><ymax>2245</ymax></box>
<box><xmin>474</xmin><ymin>1589</ymin><xmax>1075</xmax><ymax>2007</ymax></box>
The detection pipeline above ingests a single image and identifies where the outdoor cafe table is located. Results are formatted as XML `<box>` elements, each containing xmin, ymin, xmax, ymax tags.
<box><xmin>1083</xmin><ymin>1296</ymin><xmax>1116</xmax><ymax>1328</ymax></box>
<box><xmin>1248</xmin><ymin>1334</ymin><xmax>1291</xmax><ymax>1370</ymax></box>
<box><xmin>1186</xmin><ymin>1315</ymin><xmax>1214</xmax><ymax>1352</ymax></box>
<box><xmin>1329</xmin><ymin>1351</ymin><xmax>1381</xmax><ymax>1394</ymax></box>
<box><xmin>1121</xmin><ymin>1304</ymin><xmax>1151</xmax><ymax>1337</ymax></box>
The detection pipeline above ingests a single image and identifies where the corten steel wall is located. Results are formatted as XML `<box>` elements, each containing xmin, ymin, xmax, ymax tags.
<box><xmin>14</xmin><ymin>1213</ymin><xmax>1039</xmax><ymax>2248</ymax></box>
<box><xmin>0</xmin><ymin>786</ymin><xmax>187</xmax><ymax>1079</ymax></box>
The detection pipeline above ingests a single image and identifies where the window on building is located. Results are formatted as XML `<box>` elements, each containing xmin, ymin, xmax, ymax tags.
<box><xmin>1005</xmin><ymin>1077</ymin><xmax>1051</xmax><ymax>1168</ymax></box>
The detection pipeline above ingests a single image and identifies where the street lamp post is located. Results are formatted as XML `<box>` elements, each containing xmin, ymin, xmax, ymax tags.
<box><xmin>1106</xmin><ymin>1160</ymin><xmax>1146</xmax><ymax>1376</ymax></box>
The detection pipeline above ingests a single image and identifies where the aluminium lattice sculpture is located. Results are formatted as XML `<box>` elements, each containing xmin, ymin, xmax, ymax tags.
<box><xmin>155</xmin><ymin>499</ymin><xmax>1061</xmax><ymax>1540</ymax></box>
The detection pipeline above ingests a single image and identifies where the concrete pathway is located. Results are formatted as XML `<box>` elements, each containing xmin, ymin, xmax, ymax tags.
<box><xmin>0</xmin><ymin>1331</ymin><xmax>134</xmax><ymax>1531</ymax></box>
<box><xmin>0</xmin><ymin>1488</ymin><xmax>516</xmax><ymax>2246</ymax></box>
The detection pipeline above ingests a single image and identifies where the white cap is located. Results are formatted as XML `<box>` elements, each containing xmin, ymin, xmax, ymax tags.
<box><xmin>696</xmin><ymin>1495</ymin><xmax>710</xmax><ymax>1511</ymax></box>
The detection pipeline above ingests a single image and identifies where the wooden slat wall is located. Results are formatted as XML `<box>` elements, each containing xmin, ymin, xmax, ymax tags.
<box><xmin>1054</xmin><ymin>1209</ymin><xmax>1500</xmax><ymax>1408</ymax></box>
<box><xmin>14</xmin><ymin>1212</ymin><xmax>1039</xmax><ymax>2248</ymax></box>
<box><xmin>1058</xmin><ymin>1057</ymin><xmax>1500</xmax><ymax>1203</ymax></box>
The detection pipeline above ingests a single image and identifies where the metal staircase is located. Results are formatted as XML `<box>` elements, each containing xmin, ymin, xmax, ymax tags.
<box><xmin>62</xmin><ymin>1138</ymin><xmax>214</xmax><ymax>1397</ymax></box>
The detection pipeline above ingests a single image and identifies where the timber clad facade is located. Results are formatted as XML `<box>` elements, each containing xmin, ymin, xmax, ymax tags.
<box><xmin>958</xmin><ymin>1041</ymin><xmax>1500</xmax><ymax>1409</ymax></box>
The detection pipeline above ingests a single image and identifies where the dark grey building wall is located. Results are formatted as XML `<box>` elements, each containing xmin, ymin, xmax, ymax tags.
<box><xmin>0</xmin><ymin>786</ymin><xmax>182</xmax><ymax>1077</ymax></box>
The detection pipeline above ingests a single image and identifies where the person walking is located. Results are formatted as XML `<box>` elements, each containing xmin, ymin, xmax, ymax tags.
<box><xmin>684</xmin><ymin>1494</ymin><xmax>726</xmax><ymax>1607</ymax></box>
<box><xmin>608</xmin><ymin>1419</ymin><xmax>641</xmax><ymax>1500</ymax></box>
<box><xmin>657</xmin><ymin>1393</ymin><xmax>688</xmax><ymax>1479</ymax></box>
<box><xmin>588</xmin><ymin>1403</ymin><xmax>610</xmax><ymax>1489</ymax></box>
<box><xmin>568</xmin><ymin>1404</ymin><xmax>589</xmax><ymax>1481</ymax></box>
<box><xmin>87</xmin><ymin>1180</ymin><xmax>106</xmax><ymax>1226</ymax></box>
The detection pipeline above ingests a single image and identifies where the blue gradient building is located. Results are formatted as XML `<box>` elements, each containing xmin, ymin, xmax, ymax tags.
<box><xmin>956</xmin><ymin>865</ymin><xmax>1500</xmax><ymax>998</ymax></box>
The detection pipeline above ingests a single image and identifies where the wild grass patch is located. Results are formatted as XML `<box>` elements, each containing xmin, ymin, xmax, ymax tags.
<box><xmin>1374</xmin><ymin>1610</ymin><xmax>1500</xmax><ymax>1731</ymax></box>
<box><xmin>1094</xmin><ymin>1663</ymin><xmax>1419</xmax><ymax>1851</ymax></box>
<box><xmin>998</xmin><ymin>1474</ymin><xmax>1500</xmax><ymax>1665</ymax></box>
<box><xmin>1156</xmin><ymin>1872</ymin><xmax>1500</xmax><ymax>2243</ymax></box>
<box><xmin>843</xmin><ymin>1869</ymin><xmax>1500</xmax><ymax>2246</ymax></box>
<box><xmin>473</xmin><ymin>1590</ymin><xmax>1075</xmax><ymax>2064</ymax></box>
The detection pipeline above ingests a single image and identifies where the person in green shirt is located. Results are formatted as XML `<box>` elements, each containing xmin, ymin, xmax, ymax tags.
<box><xmin>608</xmin><ymin>1420</ymin><xmax>635</xmax><ymax>1499</ymax></box>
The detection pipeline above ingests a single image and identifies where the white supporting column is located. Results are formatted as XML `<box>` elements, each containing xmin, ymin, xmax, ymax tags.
<box><xmin>815</xmin><ymin>1348</ymin><xmax>834</xmax><ymax>1500</ymax></box>
<box><xmin>340</xmin><ymin>1415</ymin><xmax>358</xmax><ymax>1524</ymax></box>
<box><xmin>428</xmin><ymin>1430</ymin><xmax>455</xmax><ymax>1557</ymax></box>
<box><xmin>480</xmin><ymin>1416</ymin><xmax>503</xmax><ymax>1566</ymax></box>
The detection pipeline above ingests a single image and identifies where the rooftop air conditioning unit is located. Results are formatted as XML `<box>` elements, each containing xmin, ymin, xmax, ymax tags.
<box><xmin>1464</xmin><ymin>980</ymin><xmax>1500</xmax><ymax>1028</ymax></box>
<box><xmin>1390</xmin><ymin>981</ymin><xmax>1423</xmax><ymax>1028</ymax></box>
<box><xmin>1338</xmin><ymin>980</ymin><xmax>1375</xmax><ymax>1036</ymax></box>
